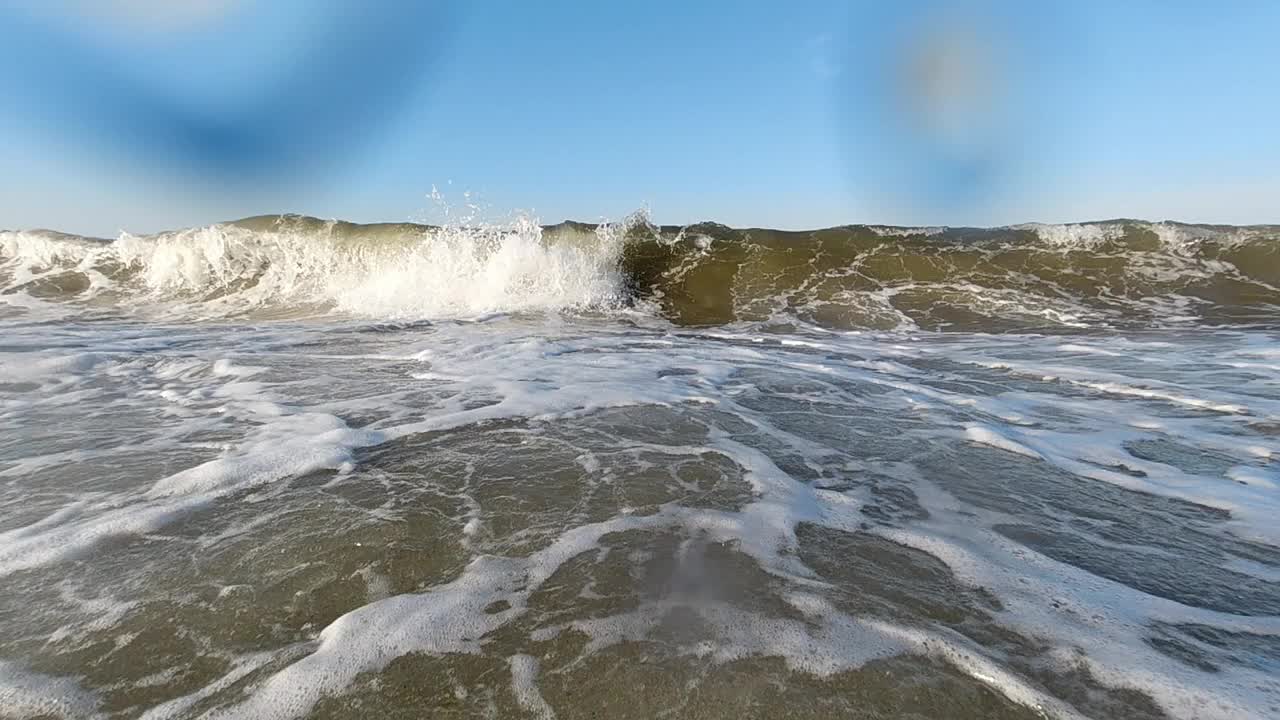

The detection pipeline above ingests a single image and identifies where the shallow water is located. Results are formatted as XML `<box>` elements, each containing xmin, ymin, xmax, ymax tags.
<box><xmin>1</xmin><ymin>218</ymin><xmax>1278</xmax><ymax>719</ymax></box>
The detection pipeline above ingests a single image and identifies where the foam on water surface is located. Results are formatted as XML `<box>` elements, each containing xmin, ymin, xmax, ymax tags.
<box><xmin>1</xmin><ymin>215</ymin><xmax>1278</xmax><ymax>719</ymax></box>
<box><xmin>507</xmin><ymin>655</ymin><xmax>556</xmax><ymax>720</ymax></box>
<box><xmin>0</xmin><ymin>661</ymin><xmax>101</xmax><ymax>719</ymax></box>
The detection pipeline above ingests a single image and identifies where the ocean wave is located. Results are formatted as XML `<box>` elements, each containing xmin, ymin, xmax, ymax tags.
<box><xmin>2</xmin><ymin>215</ymin><xmax>1277</xmax><ymax>330</ymax></box>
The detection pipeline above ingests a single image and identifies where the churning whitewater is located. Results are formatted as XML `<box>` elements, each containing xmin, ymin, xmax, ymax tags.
<box><xmin>0</xmin><ymin>213</ymin><xmax>1277</xmax><ymax>719</ymax></box>
<box><xmin>3</xmin><ymin>214</ymin><xmax>1278</xmax><ymax>329</ymax></box>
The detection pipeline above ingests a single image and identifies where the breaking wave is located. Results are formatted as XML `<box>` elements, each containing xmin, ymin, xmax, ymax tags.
<box><xmin>2</xmin><ymin>214</ymin><xmax>1277</xmax><ymax>330</ymax></box>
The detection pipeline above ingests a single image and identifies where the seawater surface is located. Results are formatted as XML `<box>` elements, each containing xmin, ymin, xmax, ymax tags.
<box><xmin>1</xmin><ymin>215</ymin><xmax>1278</xmax><ymax>719</ymax></box>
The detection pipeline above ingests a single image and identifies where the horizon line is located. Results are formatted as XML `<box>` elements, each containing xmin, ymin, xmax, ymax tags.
<box><xmin>8</xmin><ymin>212</ymin><xmax>1280</xmax><ymax>239</ymax></box>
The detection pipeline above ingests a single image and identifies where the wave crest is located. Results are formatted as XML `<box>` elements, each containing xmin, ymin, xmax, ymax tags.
<box><xmin>2</xmin><ymin>216</ymin><xmax>1278</xmax><ymax>330</ymax></box>
<box><xmin>1</xmin><ymin>214</ymin><xmax>638</xmax><ymax>320</ymax></box>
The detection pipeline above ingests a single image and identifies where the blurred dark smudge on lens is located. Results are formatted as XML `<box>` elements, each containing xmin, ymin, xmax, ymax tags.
<box><xmin>0</xmin><ymin>2</ymin><xmax>455</xmax><ymax>185</ymax></box>
<box><xmin>835</xmin><ymin>0</ymin><xmax>1080</xmax><ymax>223</ymax></box>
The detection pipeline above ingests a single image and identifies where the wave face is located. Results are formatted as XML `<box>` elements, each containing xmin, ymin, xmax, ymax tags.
<box><xmin>3</xmin><ymin>215</ymin><xmax>1278</xmax><ymax>330</ymax></box>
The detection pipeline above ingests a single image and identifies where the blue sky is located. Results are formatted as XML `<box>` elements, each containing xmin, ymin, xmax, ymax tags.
<box><xmin>0</xmin><ymin>1</ymin><xmax>1277</xmax><ymax>235</ymax></box>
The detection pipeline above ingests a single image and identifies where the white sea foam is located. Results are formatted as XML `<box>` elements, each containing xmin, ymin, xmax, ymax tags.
<box><xmin>964</xmin><ymin>424</ymin><xmax>1043</xmax><ymax>459</ymax></box>
<box><xmin>0</xmin><ymin>661</ymin><xmax>100</xmax><ymax>719</ymax></box>
<box><xmin>202</xmin><ymin>512</ymin><xmax>671</xmax><ymax>720</ymax></box>
<box><xmin>0</xmin><ymin>214</ymin><xmax>633</xmax><ymax>321</ymax></box>
<box><xmin>508</xmin><ymin>655</ymin><xmax>556</xmax><ymax>720</ymax></box>
<box><xmin>878</xmin><ymin>480</ymin><xmax>1280</xmax><ymax>720</ymax></box>
<box><xmin>0</xmin><ymin>351</ymin><xmax>105</xmax><ymax>384</ymax></box>
<box><xmin>867</xmin><ymin>225</ymin><xmax>947</xmax><ymax>237</ymax></box>
<box><xmin>137</xmin><ymin>652</ymin><xmax>283</xmax><ymax>720</ymax></box>
<box><xmin>1015</xmin><ymin>222</ymin><xmax>1125</xmax><ymax>249</ymax></box>
<box><xmin>1</xmin><ymin>298</ymin><xmax>1277</xmax><ymax>719</ymax></box>
<box><xmin>1016</xmin><ymin>220</ymin><xmax>1263</xmax><ymax>254</ymax></box>
<box><xmin>0</xmin><ymin>374</ymin><xmax>381</xmax><ymax>576</ymax></box>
